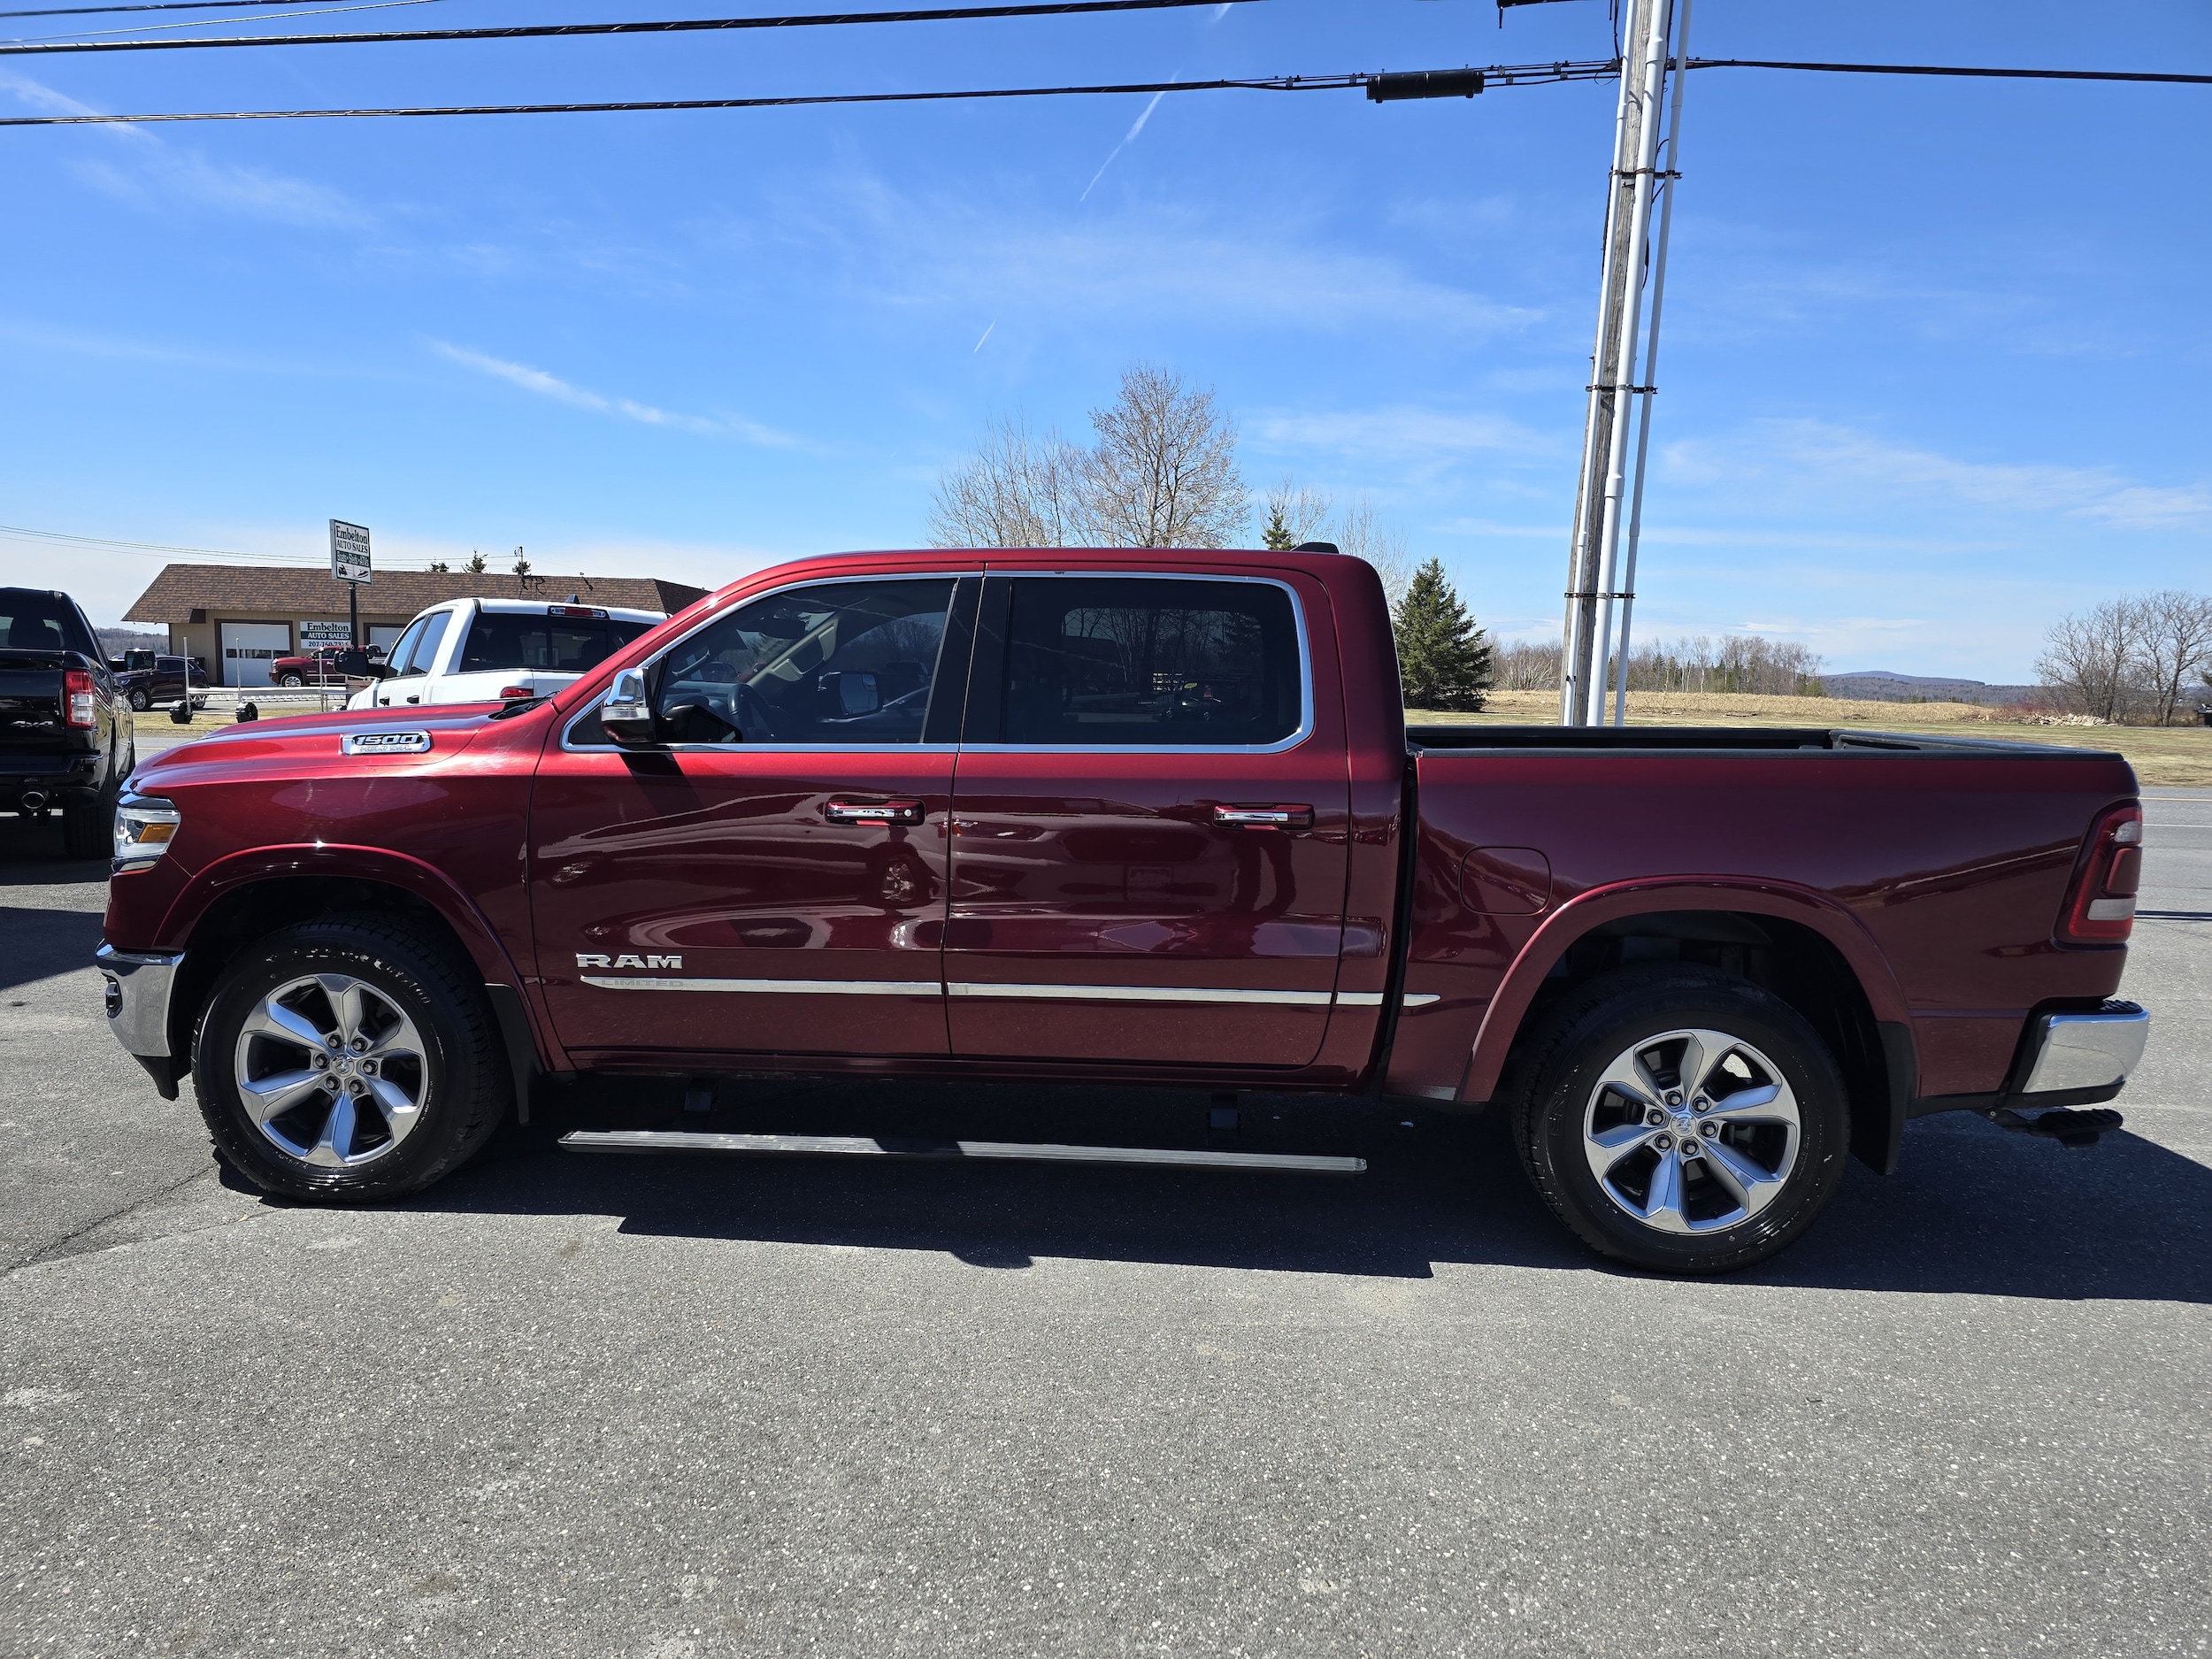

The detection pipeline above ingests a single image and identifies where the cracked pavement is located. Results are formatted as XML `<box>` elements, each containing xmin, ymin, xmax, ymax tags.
<box><xmin>1</xmin><ymin>759</ymin><xmax>2206</xmax><ymax>1657</ymax></box>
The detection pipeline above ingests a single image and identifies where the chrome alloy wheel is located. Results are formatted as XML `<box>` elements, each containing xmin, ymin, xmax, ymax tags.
<box><xmin>232</xmin><ymin>973</ymin><xmax>428</xmax><ymax>1168</ymax></box>
<box><xmin>1581</xmin><ymin>1026</ymin><xmax>1801</xmax><ymax>1235</ymax></box>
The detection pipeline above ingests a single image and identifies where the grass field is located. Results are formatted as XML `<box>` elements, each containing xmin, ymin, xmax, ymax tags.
<box><xmin>1411</xmin><ymin>690</ymin><xmax>2212</xmax><ymax>787</ymax></box>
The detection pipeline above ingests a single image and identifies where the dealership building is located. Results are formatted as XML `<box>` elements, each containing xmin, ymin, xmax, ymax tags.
<box><xmin>124</xmin><ymin>565</ymin><xmax>710</xmax><ymax>687</ymax></box>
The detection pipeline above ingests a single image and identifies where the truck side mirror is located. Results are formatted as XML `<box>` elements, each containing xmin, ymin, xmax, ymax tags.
<box><xmin>600</xmin><ymin>668</ymin><xmax>660</xmax><ymax>747</ymax></box>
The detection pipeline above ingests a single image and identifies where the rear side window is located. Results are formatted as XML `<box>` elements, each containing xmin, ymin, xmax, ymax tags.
<box><xmin>0</xmin><ymin>593</ymin><xmax>98</xmax><ymax>658</ymax></box>
<box><xmin>459</xmin><ymin>613</ymin><xmax>654</xmax><ymax>675</ymax></box>
<box><xmin>993</xmin><ymin>577</ymin><xmax>1303</xmax><ymax>748</ymax></box>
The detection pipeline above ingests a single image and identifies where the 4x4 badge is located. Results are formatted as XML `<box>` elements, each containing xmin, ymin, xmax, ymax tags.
<box><xmin>577</xmin><ymin>953</ymin><xmax>681</xmax><ymax>970</ymax></box>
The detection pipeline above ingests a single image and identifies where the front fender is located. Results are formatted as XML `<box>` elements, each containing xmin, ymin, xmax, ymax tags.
<box><xmin>158</xmin><ymin>842</ymin><xmax>523</xmax><ymax>989</ymax></box>
<box><xmin>1462</xmin><ymin>876</ymin><xmax>1913</xmax><ymax>1104</ymax></box>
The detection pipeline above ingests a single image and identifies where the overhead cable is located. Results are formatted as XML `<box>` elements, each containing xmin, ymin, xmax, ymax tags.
<box><xmin>1685</xmin><ymin>58</ymin><xmax>2212</xmax><ymax>87</ymax></box>
<box><xmin>2</xmin><ymin>57</ymin><xmax>2200</xmax><ymax>126</ymax></box>
<box><xmin>0</xmin><ymin>0</ymin><xmax>1264</xmax><ymax>53</ymax></box>
<box><xmin>0</xmin><ymin>0</ymin><xmax>348</xmax><ymax>15</ymax></box>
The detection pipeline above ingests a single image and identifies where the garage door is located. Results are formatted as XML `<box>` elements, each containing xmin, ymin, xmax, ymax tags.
<box><xmin>219</xmin><ymin>621</ymin><xmax>292</xmax><ymax>687</ymax></box>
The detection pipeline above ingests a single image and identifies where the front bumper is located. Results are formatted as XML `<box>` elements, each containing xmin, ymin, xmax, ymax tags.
<box><xmin>96</xmin><ymin>941</ymin><xmax>186</xmax><ymax>1097</ymax></box>
<box><xmin>2017</xmin><ymin>999</ymin><xmax>2149</xmax><ymax>1102</ymax></box>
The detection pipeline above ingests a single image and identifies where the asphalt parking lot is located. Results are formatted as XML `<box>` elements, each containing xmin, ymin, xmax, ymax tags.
<box><xmin>3</xmin><ymin>733</ymin><xmax>2207</xmax><ymax>1657</ymax></box>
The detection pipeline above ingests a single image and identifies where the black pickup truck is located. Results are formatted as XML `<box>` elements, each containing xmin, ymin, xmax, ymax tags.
<box><xmin>2</xmin><ymin>588</ymin><xmax>134</xmax><ymax>858</ymax></box>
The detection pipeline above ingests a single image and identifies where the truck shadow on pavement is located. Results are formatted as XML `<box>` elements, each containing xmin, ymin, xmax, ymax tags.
<box><xmin>379</xmin><ymin>1075</ymin><xmax>2212</xmax><ymax>1305</ymax></box>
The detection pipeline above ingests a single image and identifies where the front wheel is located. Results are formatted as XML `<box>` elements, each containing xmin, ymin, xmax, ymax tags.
<box><xmin>1509</xmin><ymin>965</ymin><xmax>1850</xmax><ymax>1275</ymax></box>
<box><xmin>190</xmin><ymin>917</ymin><xmax>511</xmax><ymax>1202</ymax></box>
<box><xmin>280</xmin><ymin>673</ymin><xmax>303</xmax><ymax>687</ymax></box>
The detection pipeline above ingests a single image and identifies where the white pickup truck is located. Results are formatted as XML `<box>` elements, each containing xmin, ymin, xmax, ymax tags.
<box><xmin>348</xmin><ymin>597</ymin><xmax>665</xmax><ymax>710</ymax></box>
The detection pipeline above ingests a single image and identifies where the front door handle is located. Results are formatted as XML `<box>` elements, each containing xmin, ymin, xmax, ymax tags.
<box><xmin>1214</xmin><ymin>803</ymin><xmax>1313</xmax><ymax>829</ymax></box>
<box><xmin>825</xmin><ymin>798</ymin><xmax>925</xmax><ymax>826</ymax></box>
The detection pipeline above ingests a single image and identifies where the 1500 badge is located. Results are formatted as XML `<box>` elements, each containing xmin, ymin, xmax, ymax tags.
<box><xmin>577</xmin><ymin>953</ymin><xmax>682</xmax><ymax>969</ymax></box>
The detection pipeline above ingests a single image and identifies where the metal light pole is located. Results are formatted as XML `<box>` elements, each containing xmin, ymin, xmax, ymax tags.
<box><xmin>1560</xmin><ymin>0</ymin><xmax>1691</xmax><ymax>726</ymax></box>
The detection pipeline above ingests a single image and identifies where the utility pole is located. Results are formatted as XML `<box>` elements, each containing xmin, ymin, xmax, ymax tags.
<box><xmin>1560</xmin><ymin>0</ymin><xmax>1691</xmax><ymax>726</ymax></box>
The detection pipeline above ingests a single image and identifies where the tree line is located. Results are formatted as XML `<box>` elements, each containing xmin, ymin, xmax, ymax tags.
<box><xmin>2037</xmin><ymin>593</ymin><xmax>2212</xmax><ymax>726</ymax></box>
<box><xmin>1494</xmin><ymin>634</ymin><xmax>1827</xmax><ymax>698</ymax></box>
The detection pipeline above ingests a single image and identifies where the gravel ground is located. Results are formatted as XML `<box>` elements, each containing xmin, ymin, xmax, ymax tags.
<box><xmin>0</xmin><ymin>780</ymin><xmax>2204</xmax><ymax>1658</ymax></box>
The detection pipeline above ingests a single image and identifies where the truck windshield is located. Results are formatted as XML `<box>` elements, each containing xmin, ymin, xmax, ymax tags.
<box><xmin>458</xmin><ymin>614</ymin><xmax>657</xmax><ymax>675</ymax></box>
<box><xmin>0</xmin><ymin>592</ymin><xmax>98</xmax><ymax>658</ymax></box>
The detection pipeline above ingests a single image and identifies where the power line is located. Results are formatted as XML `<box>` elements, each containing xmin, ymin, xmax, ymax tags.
<box><xmin>0</xmin><ymin>56</ymin><xmax>2198</xmax><ymax>126</ymax></box>
<box><xmin>0</xmin><ymin>0</ymin><xmax>352</xmax><ymax>15</ymax></box>
<box><xmin>0</xmin><ymin>63</ymin><xmax>1624</xmax><ymax>124</ymax></box>
<box><xmin>0</xmin><ymin>0</ymin><xmax>1265</xmax><ymax>53</ymax></box>
<box><xmin>1686</xmin><ymin>58</ymin><xmax>2212</xmax><ymax>87</ymax></box>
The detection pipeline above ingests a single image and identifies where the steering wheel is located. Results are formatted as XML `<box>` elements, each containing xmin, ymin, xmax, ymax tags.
<box><xmin>734</xmin><ymin>681</ymin><xmax>781</xmax><ymax>743</ymax></box>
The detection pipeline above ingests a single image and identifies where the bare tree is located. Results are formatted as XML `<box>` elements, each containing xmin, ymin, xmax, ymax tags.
<box><xmin>927</xmin><ymin>416</ymin><xmax>1085</xmax><ymax>549</ymax></box>
<box><xmin>1261</xmin><ymin>480</ymin><xmax>1334</xmax><ymax>549</ymax></box>
<box><xmin>1330</xmin><ymin>499</ymin><xmax>1416</xmax><ymax>608</ymax></box>
<box><xmin>1078</xmin><ymin>364</ymin><xmax>1248</xmax><ymax>548</ymax></box>
<box><xmin>2133</xmin><ymin>589</ymin><xmax>2212</xmax><ymax>725</ymax></box>
<box><xmin>2037</xmin><ymin>599</ymin><xmax>2144</xmax><ymax>723</ymax></box>
<box><xmin>1494</xmin><ymin>638</ymin><xmax>1563</xmax><ymax>691</ymax></box>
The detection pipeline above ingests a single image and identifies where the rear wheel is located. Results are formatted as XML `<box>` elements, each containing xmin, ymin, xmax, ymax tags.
<box><xmin>1509</xmin><ymin>965</ymin><xmax>1850</xmax><ymax>1274</ymax></box>
<box><xmin>128</xmin><ymin>687</ymin><xmax>150</xmax><ymax>711</ymax></box>
<box><xmin>190</xmin><ymin>917</ymin><xmax>510</xmax><ymax>1202</ymax></box>
<box><xmin>60</xmin><ymin>774</ymin><xmax>118</xmax><ymax>860</ymax></box>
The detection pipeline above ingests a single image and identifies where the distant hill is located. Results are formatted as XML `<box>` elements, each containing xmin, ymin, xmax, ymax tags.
<box><xmin>1825</xmin><ymin>671</ymin><xmax>2043</xmax><ymax>706</ymax></box>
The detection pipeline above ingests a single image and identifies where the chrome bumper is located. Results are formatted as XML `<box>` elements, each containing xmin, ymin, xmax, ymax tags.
<box><xmin>2019</xmin><ymin>1001</ymin><xmax>2149</xmax><ymax>1097</ymax></box>
<box><xmin>96</xmin><ymin>941</ymin><xmax>184</xmax><ymax>1060</ymax></box>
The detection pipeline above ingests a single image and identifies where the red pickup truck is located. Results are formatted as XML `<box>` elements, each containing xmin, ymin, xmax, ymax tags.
<box><xmin>95</xmin><ymin>548</ymin><xmax>2149</xmax><ymax>1273</ymax></box>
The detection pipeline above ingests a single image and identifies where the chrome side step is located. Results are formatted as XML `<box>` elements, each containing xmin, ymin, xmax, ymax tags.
<box><xmin>558</xmin><ymin>1129</ymin><xmax>1364</xmax><ymax>1175</ymax></box>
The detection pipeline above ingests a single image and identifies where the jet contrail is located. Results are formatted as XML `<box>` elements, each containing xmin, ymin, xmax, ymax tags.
<box><xmin>1079</xmin><ymin>86</ymin><xmax>1165</xmax><ymax>200</ymax></box>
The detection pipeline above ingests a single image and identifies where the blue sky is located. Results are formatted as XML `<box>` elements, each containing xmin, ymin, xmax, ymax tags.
<box><xmin>0</xmin><ymin>0</ymin><xmax>2206</xmax><ymax>680</ymax></box>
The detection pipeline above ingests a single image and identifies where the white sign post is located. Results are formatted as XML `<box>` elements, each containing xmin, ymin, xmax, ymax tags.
<box><xmin>329</xmin><ymin>519</ymin><xmax>371</xmax><ymax>648</ymax></box>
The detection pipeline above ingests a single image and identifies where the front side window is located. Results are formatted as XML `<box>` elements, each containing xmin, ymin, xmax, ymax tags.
<box><xmin>390</xmin><ymin>611</ymin><xmax>453</xmax><ymax>679</ymax></box>
<box><xmin>571</xmin><ymin>579</ymin><xmax>956</xmax><ymax>749</ymax></box>
<box><xmin>382</xmin><ymin>617</ymin><xmax>430</xmax><ymax>678</ymax></box>
<box><xmin>994</xmin><ymin>578</ymin><xmax>1303</xmax><ymax>748</ymax></box>
<box><xmin>458</xmin><ymin>613</ymin><xmax>657</xmax><ymax>675</ymax></box>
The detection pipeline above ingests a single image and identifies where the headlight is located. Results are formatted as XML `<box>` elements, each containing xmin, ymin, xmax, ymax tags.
<box><xmin>114</xmin><ymin>794</ymin><xmax>180</xmax><ymax>868</ymax></box>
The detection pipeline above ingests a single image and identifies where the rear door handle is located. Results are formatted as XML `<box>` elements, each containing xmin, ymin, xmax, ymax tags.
<box><xmin>1214</xmin><ymin>803</ymin><xmax>1313</xmax><ymax>829</ymax></box>
<box><xmin>825</xmin><ymin>798</ymin><xmax>925</xmax><ymax>826</ymax></box>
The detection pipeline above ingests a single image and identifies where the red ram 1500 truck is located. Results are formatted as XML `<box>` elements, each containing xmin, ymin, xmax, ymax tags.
<box><xmin>96</xmin><ymin>548</ymin><xmax>2149</xmax><ymax>1272</ymax></box>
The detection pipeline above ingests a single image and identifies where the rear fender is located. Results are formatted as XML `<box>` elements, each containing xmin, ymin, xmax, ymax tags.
<box><xmin>1463</xmin><ymin>878</ymin><xmax>1913</xmax><ymax>1104</ymax></box>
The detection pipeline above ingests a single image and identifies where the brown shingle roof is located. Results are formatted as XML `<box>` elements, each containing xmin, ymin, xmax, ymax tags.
<box><xmin>123</xmin><ymin>564</ymin><xmax>709</xmax><ymax>625</ymax></box>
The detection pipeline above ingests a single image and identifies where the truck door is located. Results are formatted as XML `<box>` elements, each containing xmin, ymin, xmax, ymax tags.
<box><xmin>528</xmin><ymin>573</ymin><xmax>972</xmax><ymax>1062</ymax></box>
<box><xmin>944</xmin><ymin>570</ymin><xmax>1349</xmax><ymax>1070</ymax></box>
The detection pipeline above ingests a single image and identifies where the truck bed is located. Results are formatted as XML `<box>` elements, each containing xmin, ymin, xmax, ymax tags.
<box><xmin>1409</xmin><ymin>723</ymin><xmax>2125</xmax><ymax>758</ymax></box>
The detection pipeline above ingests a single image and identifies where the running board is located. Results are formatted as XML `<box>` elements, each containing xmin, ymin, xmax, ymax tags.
<box><xmin>558</xmin><ymin>1129</ymin><xmax>1365</xmax><ymax>1175</ymax></box>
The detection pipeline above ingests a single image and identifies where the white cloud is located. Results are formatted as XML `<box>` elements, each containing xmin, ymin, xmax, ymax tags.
<box><xmin>1253</xmin><ymin>406</ymin><xmax>1546</xmax><ymax>459</ymax></box>
<box><xmin>428</xmin><ymin>342</ymin><xmax>802</xmax><ymax>449</ymax></box>
<box><xmin>0</xmin><ymin>71</ymin><xmax>365</xmax><ymax>229</ymax></box>
<box><xmin>733</xmin><ymin>173</ymin><xmax>1538</xmax><ymax>339</ymax></box>
<box><xmin>1663</xmin><ymin>419</ymin><xmax>2212</xmax><ymax>532</ymax></box>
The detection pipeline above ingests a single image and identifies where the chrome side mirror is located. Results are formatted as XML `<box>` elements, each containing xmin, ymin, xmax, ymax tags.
<box><xmin>600</xmin><ymin>667</ymin><xmax>659</xmax><ymax>747</ymax></box>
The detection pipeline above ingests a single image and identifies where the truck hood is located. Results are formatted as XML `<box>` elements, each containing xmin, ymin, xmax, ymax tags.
<box><xmin>132</xmin><ymin>703</ymin><xmax>504</xmax><ymax>790</ymax></box>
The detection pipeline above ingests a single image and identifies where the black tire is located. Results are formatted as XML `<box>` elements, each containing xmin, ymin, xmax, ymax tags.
<box><xmin>280</xmin><ymin>673</ymin><xmax>303</xmax><ymax>687</ymax></box>
<box><xmin>1508</xmin><ymin>964</ymin><xmax>1850</xmax><ymax>1275</ymax></box>
<box><xmin>60</xmin><ymin>777</ymin><xmax>116</xmax><ymax>860</ymax></box>
<box><xmin>128</xmin><ymin>687</ymin><xmax>150</xmax><ymax>711</ymax></box>
<box><xmin>190</xmin><ymin>916</ymin><xmax>511</xmax><ymax>1203</ymax></box>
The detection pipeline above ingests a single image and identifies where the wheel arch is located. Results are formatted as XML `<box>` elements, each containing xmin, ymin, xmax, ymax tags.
<box><xmin>159</xmin><ymin>849</ymin><xmax>548</xmax><ymax>1094</ymax></box>
<box><xmin>1468</xmin><ymin>880</ymin><xmax>1916</xmax><ymax>1174</ymax></box>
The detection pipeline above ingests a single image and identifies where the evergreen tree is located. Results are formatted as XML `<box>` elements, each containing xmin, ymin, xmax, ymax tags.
<box><xmin>1261</xmin><ymin>502</ymin><xmax>1295</xmax><ymax>550</ymax></box>
<box><xmin>464</xmin><ymin>551</ymin><xmax>488</xmax><ymax>573</ymax></box>
<box><xmin>1393</xmin><ymin>557</ymin><xmax>1493</xmax><ymax>712</ymax></box>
